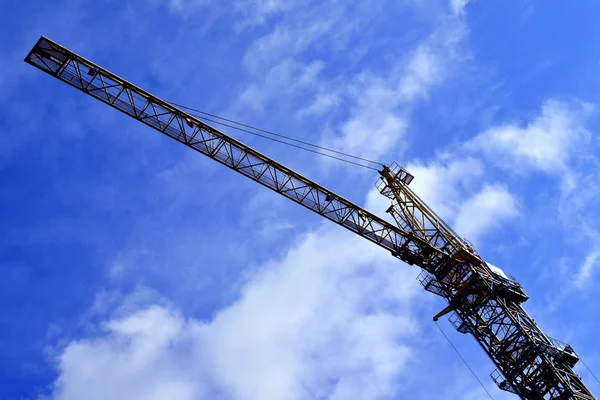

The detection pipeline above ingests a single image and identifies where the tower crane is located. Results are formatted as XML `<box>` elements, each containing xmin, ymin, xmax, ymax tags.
<box><xmin>25</xmin><ymin>36</ymin><xmax>596</xmax><ymax>400</ymax></box>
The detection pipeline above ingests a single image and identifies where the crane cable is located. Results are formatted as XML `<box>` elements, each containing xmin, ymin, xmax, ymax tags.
<box><xmin>435</xmin><ymin>322</ymin><xmax>495</xmax><ymax>400</ymax></box>
<box><xmin>579</xmin><ymin>357</ymin><xmax>600</xmax><ymax>386</ymax></box>
<box><xmin>166</xmin><ymin>101</ymin><xmax>384</xmax><ymax>171</ymax></box>
<box><xmin>156</xmin><ymin>101</ymin><xmax>596</xmax><ymax>399</ymax></box>
<box><xmin>130</xmin><ymin>100</ymin><xmax>600</xmax><ymax>394</ymax></box>
<box><xmin>188</xmin><ymin>113</ymin><xmax>380</xmax><ymax>171</ymax></box>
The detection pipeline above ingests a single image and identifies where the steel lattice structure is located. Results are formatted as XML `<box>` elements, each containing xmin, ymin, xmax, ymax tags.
<box><xmin>25</xmin><ymin>36</ymin><xmax>596</xmax><ymax>399</ymax></box>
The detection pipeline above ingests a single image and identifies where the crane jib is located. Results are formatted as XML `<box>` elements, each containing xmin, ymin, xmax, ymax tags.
<box><xmin>25</xmin><ymin>36</ymin><xmax>596</xmax><ymax>400</ymax></box>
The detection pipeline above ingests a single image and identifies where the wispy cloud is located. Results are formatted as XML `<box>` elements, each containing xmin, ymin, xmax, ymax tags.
<box><xmin>559</xmin><ymin>195</ymin><xmax>600</xmax><ymax>289</ymax></box>
<box><xmin>574</xmin><ymin>246</ymin><xmax>600</xmax><ymax>288</ymax></box>
<box><xmin>297</xmin><ymin>92</ymin><xmax>341</xmax><ymax>117</ymax></box>
<box><xmin>239</xmin><ymin>59</ymin><xmax>326</xmax><ymax>111</ymax></box>
<box><xmin>450</xmin><ymin>0</ymin><xmax>470</xmax><ymax>16</ymax></box>
<box><xmin>234</xmin><ymin>1</ymin><xmax>389</xmax><ymax>115</ymax></box>
<box><xmin>213</xmin><ymin>0</ymin><xmax>472</xmax><ymax>163</ymax></box>
<box><xmin>320</xmin><ymin>14</ymin><xmax>469</xmax><ymax>162</ymax></box>
<box><xmin>235</xmin><ymin>0</ymin><xmax>294</xmax><ymax>26</ymax></box>
<box><xmin>158</xmin><ymin>0</ymin><xmax>212</xmax><ymax>15</ymax></box>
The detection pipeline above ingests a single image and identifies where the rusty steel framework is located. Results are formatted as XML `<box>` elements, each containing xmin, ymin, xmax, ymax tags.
<box><xmin>25</xmin><ymin>36</ymin><xmax>596</xmax><ymax>399</ymax></box>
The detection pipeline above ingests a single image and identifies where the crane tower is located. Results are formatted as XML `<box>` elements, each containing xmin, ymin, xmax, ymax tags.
<box><xmin>25</xmin><ymin>36</ymin><xmax>596</xmax><ymax>400</ymax></box>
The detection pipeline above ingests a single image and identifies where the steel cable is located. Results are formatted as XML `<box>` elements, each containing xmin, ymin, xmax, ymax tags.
<box><xmin>167</xmin><ymin>100</ymin><xmax>383</xmax><ymax>170</ymax></box>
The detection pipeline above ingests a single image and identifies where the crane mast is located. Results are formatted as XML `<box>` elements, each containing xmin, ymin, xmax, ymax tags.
<box><xmin>25</xmin><ymin>36</ymin><xmax>596</xmax><ymax>400</ymax></box>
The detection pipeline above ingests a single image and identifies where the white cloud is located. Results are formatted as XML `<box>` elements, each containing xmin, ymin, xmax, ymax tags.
<box><xmin>240</xmin><ymin>59</ymin><xmax>325</xmax><ymax>111</ymax></box>
<box><xmin>241</xmin><ymin>14</ymin><xmax>337</xmax><ymax>77</ymax></box>
<box><xmin>235</xmin><ymin>0</ymin><xmax>294</xmax><ymax>26</ymax></box>
<box><xmin>320</xmin><ymin>16</ymin><xmax>468</xmax><ymax>162</ymax></box>
<box><xmin>43</xmin><ymin>1</ymin><xmax>522</xmax><ymax>397</ymax></box>
<box><xmin>297</xmin><ymin>92</ymin><xmax>341</xmax><ymax>117</ymax></box>
<box><xmin>450</xmin><ymin>0</ymin><xmax>470</xmax><ymax>16</ymax></box>
<box><xmin>558</xmin><ymin>177</ymin><xmax>600</xmax><ymax>288</ymax></box>
<box><xmin>405</xmin><ymin>157</ymin><xmax>484</xmax><ymax>220</ymax></box>
<box><xmin>466</xmin><ymin>98</ymin><xmax>600</xmax><ymax>293</ymax></box>
<box><xmin>327</xmin><ymin>109</ymin><xmax>408</xmax><ymax>162</ymax></box>
<box><xmin>573</xmin><ymin>247</ymin><xmax>600</xmax><ymax>288</ymax></box>
<box><xmin>232</xmin><ymin>0</ymin><xmax>387</xmax><ymax>122</ymax></box>
<box><xmin>156</xmin><ymin>0</ymin><xmax>295</xmax><ymax>25</ymax></box>
<box><xmin>468</xmin><ymin>100</ymin><xmax>594</xmax><ymax>176</ymax></box>
<box><xmin>407</xmin><ymin>158</ymin><xmax>519</xmax><ymax>246</ymax></box>
<box><xmin>229</xmin><ymin>0</ymin><xmax>471</xmax><ymax>163</ymax></box>
<box><xmin>453</xmin><ymin>184</ymin><xmax>519</xmax><ymax>245</ymax></box>
<box><xmin>50</xmin><ymin>306</ymin><xmax>207</xmax><ymax>400</ymax></box>
<box><xmin>165</xmin><ymin>0</ymin><xmax>211</xmax><ymax>14</ymax></box>
<box><xmin>48</xmin><ymin>224</ymin><xmax>423</xmax><ymax>400</ymax></box>
<box><xmin>470</xmin><ymin>99</ymin><xmax>600</xmax><ymax>289</ymax></box>
<box><xmin>398</xmin><ymin>44</ymin><xmax>445</xmax><ymax>102</ymax></box>
<box><xmin>368</xmin><ymin>156</ymin><xmax>517</xmax><ymax>248</ymax></box>
<box><xmin>257</xmin><ymin>218</ymin><xmax>295</xmax><ymax>238</ymax></box>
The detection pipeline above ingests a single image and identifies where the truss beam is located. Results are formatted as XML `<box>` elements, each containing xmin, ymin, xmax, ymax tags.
<box><xmin>25</xmin><ymin>36</ymin><xmax>596</xmax><ymax>400</ymax></box>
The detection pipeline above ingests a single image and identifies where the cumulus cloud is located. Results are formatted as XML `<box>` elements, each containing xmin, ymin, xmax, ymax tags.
<box><xmin>407</xmin><ymin>159</ymin><xmax>518</xmax><ymax>246</ymax></box>
<box><xmin>453</xmin><ymin>184</ymin><xmax>518</xmax><ymax>244</ymax></box>
<box><xmin>468</xmin><ymin>100</ymin><xmax>594</xmax><ymax>176</ymax></box>
<box><xmin>48</xmin><ymin>225</ymin><xmax>423</xmax><ymax>400</ymax></box>
<box><xmin>405</xmin><ymin>157</ymin><xmax>484</xmax><ymax>220</ymax></box>
<box><xmin>368</xmin><ymin>156</ymin><xmax>518</xmax><ymax>248</ymax></box>
<box><xmin>328</xmin><ymin>109</ymin><xmax>408</xmax><ymax>162</ymax></box>
<box><xmin>50</xmin><ymin>306</ymin><xmax>207</xmax><ymax>400</ymax></box>
<box><xmin>470</xmin><ymin>99</ymin><xmax>599</xmax><ymax>288</ymax></box>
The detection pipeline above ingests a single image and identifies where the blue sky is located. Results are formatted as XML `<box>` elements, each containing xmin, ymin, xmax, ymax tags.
<box><xmin>1</xmin><ymin>0</ymin><xmax>600</xmax><ymax>399</ymax></box>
